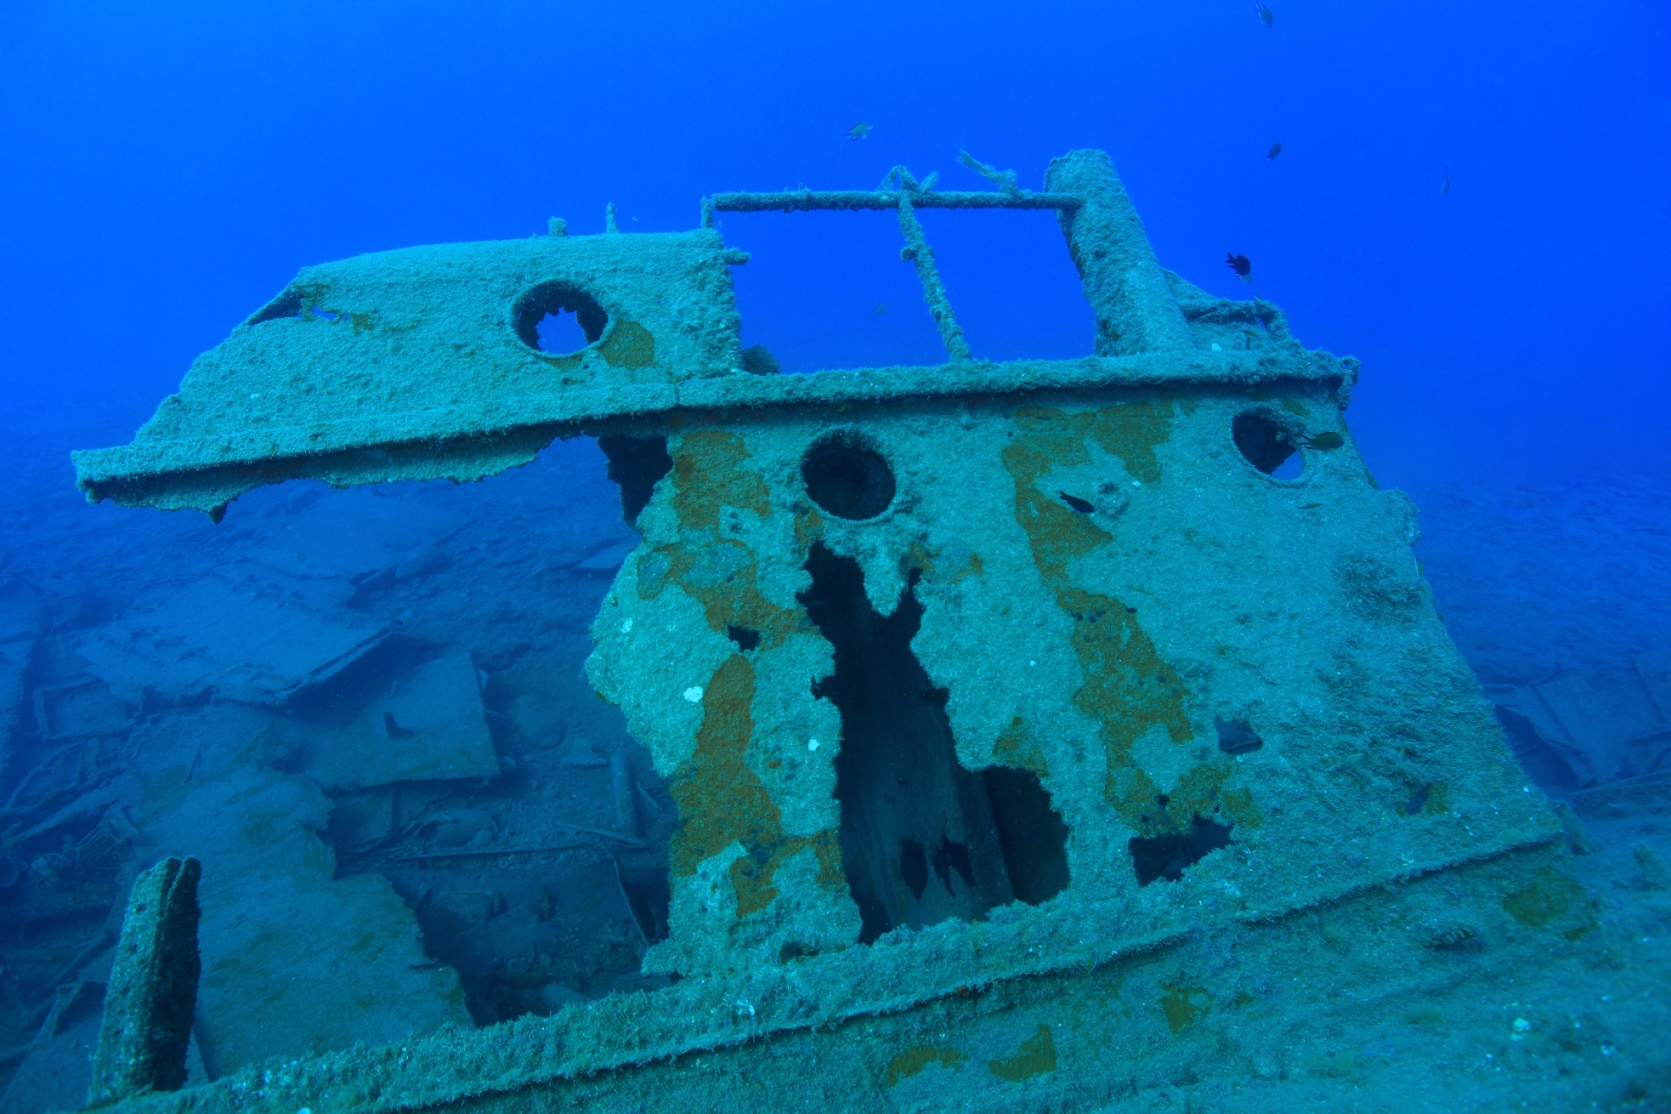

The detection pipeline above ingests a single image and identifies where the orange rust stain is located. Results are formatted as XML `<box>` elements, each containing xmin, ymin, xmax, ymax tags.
<box><xmin>987</xmin><ymin>1024</ymin><xmax>1057</xmax><ymax>1082</ymax></box>
<box><xmin>599</xmin><ymin>318</ymin><xmax>655</xmax><ymax>369</ymax></box>
<box><xmin>637</xmin><ymin>430</ymin><xmax>806</xmax><ymax>650</ymax></box>
<box><xmin>906</xmin><ymin>539</ymin><xmax>984</xmax><ymax>586</ymax></box>
<box><xmin>1220</xmin><ymin>786</ymin><xmax>1263</xmax><ymax>828</ymax></box>
<box><xmin>1000</xmin><ymin>403</ymin><xmax>1249</xmax><ymax>835</ymax></box>
<box><xmin>637</xmin><ymin>539</ymin><xmax>804</xmax><ymax>650</ymax></box>
<box><xmin>885</xmin><ymin>1046</ymin><xmax>966</xmax><ymax>1086</ymax></box>
<box><xmin>667</xmin><ymin>654</ymin><xmax>840</xmax><ymax>918</ymax></box>
<box><xmin>671</xmin><ymin>430</ymin><xmax>770</xmax><ymax>530</ymax></box>
<box><xmin>1160</xmin><ymin>985</ymin><xmax>1212</xmax><ymax>1034</ymax></box>
<box><xmin>1503</xmin><ymin>867</ymin><xmax>1597</xmax><ymax>941</ymax></box>
<box><xmin>794</xmin><ymin>505</ymin><xmax>826</xmax><ymax>554</ymax></box>
<box><xmin>993</xmin><ymin>716</ymin><xmax>1049</xmax><ymax>778</ymax></box>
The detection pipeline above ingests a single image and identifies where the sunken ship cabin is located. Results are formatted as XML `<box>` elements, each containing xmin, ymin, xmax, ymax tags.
<box><xmin>71</xmin><ymin>150</ymin><xmax>1575</xmax><ymax>1113</ymax></box>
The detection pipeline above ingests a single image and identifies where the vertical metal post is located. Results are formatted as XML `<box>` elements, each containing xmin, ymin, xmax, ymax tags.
<box><xmin>1045</xmin><ymin>150</ymin><xmax>1193</xmax><ymax>355</ymax></box>
<box><xmin>895</xmin><ymin>193</ymin><xmax>972</xmax><ymax>362</ymax></box>
<box><xmin>87</xmin><ymin>856</ymin><xmax>202</xmax><ymax>1107</ymax></box>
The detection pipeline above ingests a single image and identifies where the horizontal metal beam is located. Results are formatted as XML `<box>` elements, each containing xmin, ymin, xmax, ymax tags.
<box><xmin>703</xmin><ymin>188</ymin><xmax>1080</xmax><ymax>225</ymax></box>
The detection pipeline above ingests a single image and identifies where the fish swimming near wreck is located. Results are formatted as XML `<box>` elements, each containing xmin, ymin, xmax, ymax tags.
<box><xmin>1226</xmin><ymin>252</ymin><xmax>1253</xmax><ymax>283</ymax></box>
<box><xmin>845</xmin><ymin>122</ymin><xmax>872</xmax><ymax>141</ymax></box>
<box><xmin>1267</xmin><ymin>141</ymin><xmax>1283</xmax><ymax>162</ymax></box>
<box><xmin>1254</xmin><ymin>3</ymin><xmax>1274</xmax><ymax>27</ymax></box>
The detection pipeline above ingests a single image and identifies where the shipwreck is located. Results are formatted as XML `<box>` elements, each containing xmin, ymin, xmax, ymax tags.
<box><xmin>68</xmin><ymin>150</ymin><xmax>1587</xmax><ymax>1112</ymax></box>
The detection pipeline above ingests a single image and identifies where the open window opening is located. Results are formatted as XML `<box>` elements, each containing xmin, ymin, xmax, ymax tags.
<box><xmin>801</xmin><ymin>432</ymin><xmax>895</xmax><ymax>521</ymax></box>
<box><xmin>723</xmin><ymin>211</ymin><xmax>946</xmax><ymax>373</ymax></box>
<box><xmin>1232</xmin><ymin>411</ymin><xmax>1301</xmax><ymax>479</ymax></box>
<box><xmin>1128</xmin><ymin>815</ymin><xmax>1233</xmax><ymax>886</ymax></box>
<box><xmin>916</xmin><ymin>208</ymin><xmax>1095</xmax><ymax>361</ymax></box>
<box><xmin>798</xmin><ymin>542</ymin><xmax>1069</xmax><ymax>943</ymax></box>
<box><xmin>513</xmin><ymin>281</ymin><xmax>609</xmax><ymax>355</ymax></box>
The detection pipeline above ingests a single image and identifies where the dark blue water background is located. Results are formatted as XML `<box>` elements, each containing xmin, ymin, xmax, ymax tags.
<box><xmin>2</xmin><ymin>0</ymin><xmax>1666</xmax><ymax>490</ymax></box>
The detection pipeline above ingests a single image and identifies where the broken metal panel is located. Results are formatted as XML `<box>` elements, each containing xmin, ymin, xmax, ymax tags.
<box><xmin>240</xmin><ymin>484</ymin><xmax>468</xmax><ymax>585</ymax></box>
<box><xmin>1638</xmin><ymin>652</ymin><xmax>1671</xmax><ymax>722</ymax></box>
<box><xmin>584</xmin><ymin>387</ymin><xmax>1555</xmax><ymax>985</ymax></box>
<box><xmin>72</xmin><ymin>230</ymin><xmax>746</xmax><ymax>515</ymax></box>
<box><xmin>76</xmin><ymin>842</ymin><xmax>1607</xmax><ymax>1113</ymax></box>
<box><xmin>76</xmin><ymin>573</ymin><xmax>391</xmax><ymax>706</ymax></box>
<box><xmin>295</xmin><ymin>651</ymin><xmax>499</xmax><ymax>791</ymax></box>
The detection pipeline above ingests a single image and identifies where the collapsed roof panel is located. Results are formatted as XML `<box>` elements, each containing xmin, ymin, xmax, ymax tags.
<box><xmin>72</xmin><ymin>230</ymin><xmax>748</xmax><ymax>516</ymax></box>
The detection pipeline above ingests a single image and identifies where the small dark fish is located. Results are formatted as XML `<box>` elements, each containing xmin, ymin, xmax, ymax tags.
<box><xmin>1254</xmin><ymin>3</ymin><xmax>1273</xmax><ymax>27</ymax></box>
<box><xmin>1225</xmin><ymin>253</ymin><xmax>1254</xmax><ymax>284</ymax></box>
<box><xmin>1288</xmin><ymin>431</ymin><xmax>1344</xmax><ymax>450</ymax></box>
<box><xmin>845</xmin><ymin>122</ymin><xmax>872</xmax><ymax>141</ymax></box>
<box><xmin>1441</xmin><ymin>166</ymin><xmax>1450</xmax><ymax>197</ymax></box>
<box><xmin>1059</xmin><ymin>492</ymin><xmax>1095</xmax><ymax>514</ymax></box>
<box><xmin>1267</xmin><ymin>141</ymin><xmax>1282</xmax><ymax>162</ymax></box>
<box><xmin>871</xmin><ymin>302</ymin><xmax>888</xmax><ymax>317</ymax></box>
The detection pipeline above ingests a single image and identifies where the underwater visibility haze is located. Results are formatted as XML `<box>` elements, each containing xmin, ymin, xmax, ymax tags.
<box><xmin>0</xmin><ymin>2</ymin><xmax>1668</xmax><ymax>1111</ymax></box>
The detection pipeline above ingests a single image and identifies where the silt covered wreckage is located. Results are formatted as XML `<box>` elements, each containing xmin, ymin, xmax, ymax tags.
<box><xmin>68</xmin><ymin>150</ymin><xmax>1586</xmax><ymax>1111</ymax></box>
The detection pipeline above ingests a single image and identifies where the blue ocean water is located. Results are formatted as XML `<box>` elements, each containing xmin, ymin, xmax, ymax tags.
<box><xmin>0</xmin><ymin>2</ymin><xmax>1668</xmax><ymax>1110</ymax></box>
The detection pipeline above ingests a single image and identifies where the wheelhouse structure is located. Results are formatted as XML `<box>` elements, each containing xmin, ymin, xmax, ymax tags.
<box><xmin>72</xmin><ymin>151</ymin><xmax>1575</xmax><ymax>1113</ymax></box>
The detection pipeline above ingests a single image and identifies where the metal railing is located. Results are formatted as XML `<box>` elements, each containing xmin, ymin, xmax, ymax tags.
<box><xmin>701</xmin><ymin>156</ymin><xmax>1081</xmax><ymax>363</ymax></box>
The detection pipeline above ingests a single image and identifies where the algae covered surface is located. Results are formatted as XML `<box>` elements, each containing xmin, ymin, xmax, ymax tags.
<box><xmin>16</xmin><ymin>144</ymin><xmax>1666</xmax><ymax>1114</ymax></box>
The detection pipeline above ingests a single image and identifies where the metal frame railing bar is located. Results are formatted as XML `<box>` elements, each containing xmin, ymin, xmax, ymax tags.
<box><xmin>699</xmin><ymin>159</ymin><xmax>1080</xmax><ymax>364</ymax></box>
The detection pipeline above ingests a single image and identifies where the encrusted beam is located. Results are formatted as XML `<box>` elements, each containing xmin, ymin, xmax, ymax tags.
<box><xmin>88</xmin><ymin>857</ymin><xmax>203</xmax><ymax>1107</ymax></box>
<box><xmin>702</xmin><ymin>187</ymin><xmax>1079</xmax><ymax>226</ymax></box>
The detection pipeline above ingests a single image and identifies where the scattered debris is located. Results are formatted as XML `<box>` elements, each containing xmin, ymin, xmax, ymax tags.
<box><xmin>79</xmin><ymin>574</ymin><xmax>391</xmax><ymax>706</ymax></box>
<box><xmin>0</xmin><ymin>581</ymin><xmax>42</xmax><ymax>788</ymax></box>
<box><xmin>0</xmin><ymin>436</ymin><xmax>670</xmax><ymax>1108</ymax></box>
<box><xmin>138</xmin><ymin>756</ymin><xmax>472</xmax><ymax>1076</ymax></box>
<box><xmin>296</xmin><ymin>652</ymin><xmax>499</xmax><ymax>790</ymax></box>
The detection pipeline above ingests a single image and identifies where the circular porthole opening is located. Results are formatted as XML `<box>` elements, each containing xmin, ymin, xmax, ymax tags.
<box><xmin>802</xmin><ymin>433</ymin><xmax>896</xmax><ymax>520</ymax></box>
<box><xmin>512</xmin><ymin>282</ymin><xmax>609</xmax><ymax>355</ymax></box>
<box><xmin>1232</xmin><ymin>411</ymin><xmax>1301</xmax><ymax>479</ymax></box>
